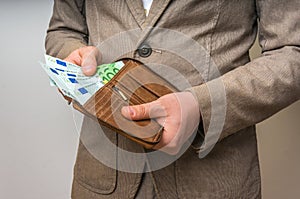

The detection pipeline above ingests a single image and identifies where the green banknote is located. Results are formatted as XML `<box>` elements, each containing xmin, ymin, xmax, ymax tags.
<box><xmin>42</xmin><ymin>54</ymin><xmax>125</xmax><ymax>105</ymax></box>
<box><xmin>96</xmin><ymin>61</ymin><xmax>124</xmax><ymax>84</ymax></box>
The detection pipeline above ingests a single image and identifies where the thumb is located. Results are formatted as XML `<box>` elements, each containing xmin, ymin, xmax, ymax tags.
<box><xmin>121</xmin><ymin>101</ymin><xmax>166</xmax><ymax>121</ymax></box>
<box><xmin>81</xmin><ymin>47</ymin><xmax>101</xmax><ymax>76</ymax></box>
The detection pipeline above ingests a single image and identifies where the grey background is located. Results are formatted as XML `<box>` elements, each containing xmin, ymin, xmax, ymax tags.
<box><xmin>0</xmin><ymin>1</ymin><xmax>299</xmax><ymax>199</ymax></box>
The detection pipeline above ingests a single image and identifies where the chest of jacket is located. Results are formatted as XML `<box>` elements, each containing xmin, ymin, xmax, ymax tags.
<box><xmin>83</xmin><ymin>0</ymin><xmax>257</xmax><ymax>88</ymax></box>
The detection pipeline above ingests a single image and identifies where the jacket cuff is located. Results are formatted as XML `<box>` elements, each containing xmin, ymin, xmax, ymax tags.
<box><xmin>186</xmin><ymin>78</ymin><xmax>227</xmax><ymax>158</ymax></box>
<box><xmin>56</xmin><ymin>40</ymin><xmax>87</xmax><ymax>59</ymax></box>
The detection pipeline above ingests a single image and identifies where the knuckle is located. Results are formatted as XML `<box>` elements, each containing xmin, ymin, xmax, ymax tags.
<box><xmin>139</xmin><ymin>105</ymin><xmax>148</xmax><ymax>118</ymax></box>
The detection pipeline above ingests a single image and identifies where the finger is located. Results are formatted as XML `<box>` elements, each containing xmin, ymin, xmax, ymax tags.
<box><xmin>155</xmin><ymin>117</ymin><xmax>166</xmax><ymax>127</ymax></box>
<box><xmin>64</xmin><ymin>50</ymin><xmax>82</xmax><ymax>65</ymax></box>
<box><xmin>121</xmin><ymin>101</ymin><xmax>166</xmax><ymax>120</ymax></box>
<box><xmin>152</xmin><ymin>131</ymin><xmax>181</xmax><ymax>155</ymax></box>
<box><xmin>81</xmin><ymin>47</ymin><xmax>101</xmax><ymax>76</ymax></box>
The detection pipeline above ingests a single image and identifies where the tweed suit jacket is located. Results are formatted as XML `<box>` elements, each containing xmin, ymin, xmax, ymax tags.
<box><xmin>46</xmin><ymin>0</ymin><xmax>300</xmax><ymax>198</ymax></box>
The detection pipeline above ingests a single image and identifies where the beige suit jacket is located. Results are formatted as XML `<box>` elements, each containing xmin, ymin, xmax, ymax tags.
<box><xmin>46</xmin><ymin>0</ymin><xmax>300</xmax><ymax>198</ymax></box>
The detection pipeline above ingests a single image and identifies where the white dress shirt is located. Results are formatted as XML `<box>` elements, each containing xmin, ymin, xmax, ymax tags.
<box><xmin>142</xmin><ymin>0</ymin><xmax>153</xmax><ymax>16</ymax></box>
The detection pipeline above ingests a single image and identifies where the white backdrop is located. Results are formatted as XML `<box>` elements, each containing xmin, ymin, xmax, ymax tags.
<box><xmin>0</xmin><ymin>2</ymin><xmax>79</xmax><ymax>198</ymax></box>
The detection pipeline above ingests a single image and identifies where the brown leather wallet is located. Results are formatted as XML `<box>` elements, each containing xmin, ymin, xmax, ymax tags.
<box><xmin>73</xmin><ymin>59</ymin><xmax>178</xmax><ymax>149</ymax></box>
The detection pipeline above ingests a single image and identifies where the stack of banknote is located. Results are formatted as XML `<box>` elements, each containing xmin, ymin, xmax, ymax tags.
<box><xmin>41</xmin><ymin>55</ymin><xmax>125</xmax><ymax>105</ymax></box>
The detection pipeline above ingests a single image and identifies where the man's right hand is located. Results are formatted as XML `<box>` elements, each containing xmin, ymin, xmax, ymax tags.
<box><xmin>64</xmin><ymin>46</ymin><xmax>101</xmax><ymax>76</ymax></box>
<box><xmin>58</xmin><ymin>46</ymin><xmax>100</xmax><ymax>103</ymax></box>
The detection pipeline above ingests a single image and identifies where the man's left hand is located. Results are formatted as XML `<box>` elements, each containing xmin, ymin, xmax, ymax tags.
<box><xmin>121</xmin><ymin>92</ymin><xmax>201</xmax><ymax>155</ymax></box>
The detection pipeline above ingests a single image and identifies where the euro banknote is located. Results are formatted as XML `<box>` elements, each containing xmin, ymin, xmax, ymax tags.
<box><xmin>41</xmin><ymin>54</ymin><xmax>125</xmax><ymax>105</ymax></box>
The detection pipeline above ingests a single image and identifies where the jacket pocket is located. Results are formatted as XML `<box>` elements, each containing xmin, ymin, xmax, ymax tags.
<box><xmin>73</xmin><ymin>116</ymin><xmax>117</xmax><ymax>194</ymax></box>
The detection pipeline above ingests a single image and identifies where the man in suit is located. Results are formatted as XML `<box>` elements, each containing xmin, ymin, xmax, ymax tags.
<box><xmin>46</xmin><ymin>0</ymin><xmax>300</xmax><ymax>198</ymax></box>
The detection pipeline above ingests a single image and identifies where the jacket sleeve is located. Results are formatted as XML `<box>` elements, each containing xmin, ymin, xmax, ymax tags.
<box><xmin>45</xmin><ymin>0</ymin><xmax>88</xmax><ymax>59</ymax></box>
<box><xmin>189</xmin><ymin>0</ymin><xmax>300</xmax><ymax>157</ymax></box>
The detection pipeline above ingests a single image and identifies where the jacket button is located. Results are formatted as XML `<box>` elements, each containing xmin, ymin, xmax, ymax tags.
<box><xmin>138</xmin><ymin>44</ymin><xmax>152</xmax><ymax>58</ymax></box>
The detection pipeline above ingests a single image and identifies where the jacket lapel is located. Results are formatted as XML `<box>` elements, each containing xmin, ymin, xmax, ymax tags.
<box><xmin>125</xmin><ymin>0</ymin><xmax>172</xmax><ymax>29</ymax></box>
<box><xmin>125</xmin><ymin>0</ymin><xmax>173</xmax><ymax>55</ymax></box>
<box><xmin>125</xmin><ymin>0</ymin><xmax>146</xmax><ymax>28</ymax></box>
<box><xmin>143</xmin><ymin>0</ymin><xmax>172</xmax><ymax>28</ymax></box>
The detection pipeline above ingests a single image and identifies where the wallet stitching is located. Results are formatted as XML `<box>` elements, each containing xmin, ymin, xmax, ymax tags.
<box><xmin>93</xmin><ymin>110</ymin><xmax>160</xmax><ymax>147</ymax></box>
<box><xmin>94</xmin><ymin>89</ymin><xmax>114</xmax><ymax>117</ymax></box>
<box><xmin>100</xmin><ymin>93</ymin><xmax>125</xmax><ymax>122</ymax></box>
<box><xmin>119</xmin><ymin>74</ymin><xmax>160</xmax><ymax>103</ymax></box>
<box><xmin>84</xmin><ymin>91</ymin><xmax>109</xmax><ymax>112</ymax></box>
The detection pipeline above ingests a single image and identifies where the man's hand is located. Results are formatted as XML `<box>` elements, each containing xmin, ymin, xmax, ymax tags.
<box><xmin>64</xmin><ymin>46</ymin><xmax>101</xmax><ymax>76</ymax></box>
<box><xmin>58</xmin><ymin>46</ymin><xmax>100</xmax><ymax>103</ymax></box>
<box><xmin>121</xmin><ymin>92</ymin><xmax>201</xmax><ymax>155</ymax></box>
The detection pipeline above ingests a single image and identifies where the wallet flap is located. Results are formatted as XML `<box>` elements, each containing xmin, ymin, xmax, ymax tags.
<box><xmin>73</xmin><ymin>59</ymin><xmax>178</xmax><ymax>149</ymax></box>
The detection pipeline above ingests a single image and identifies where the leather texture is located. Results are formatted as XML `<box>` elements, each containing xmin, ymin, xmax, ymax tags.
<box><xmin>73</xmin><ymin>59</ymin><xmax>178</xmax><ymax>149</ymax></box>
